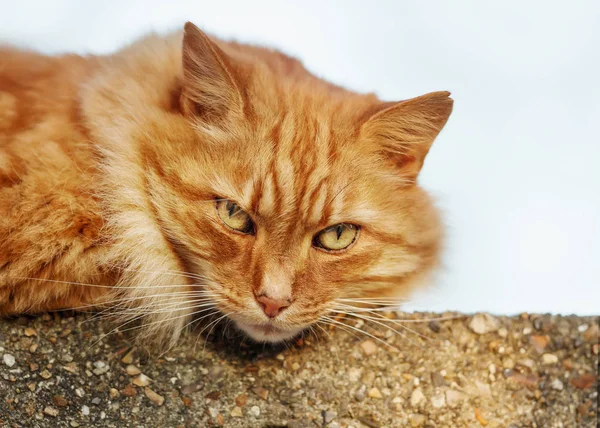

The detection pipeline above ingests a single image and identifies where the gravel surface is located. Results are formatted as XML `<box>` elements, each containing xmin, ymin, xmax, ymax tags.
<box><xmin>0</xmin><ymin>312</ymin><xmax>597</xmax><ymax>427</ymax></box>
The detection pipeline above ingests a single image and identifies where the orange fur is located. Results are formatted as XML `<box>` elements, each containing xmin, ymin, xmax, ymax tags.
<box><xmin>0</xmin><ymin>23</ymin><xmax>452</xmax><ymax>344</ymax></box>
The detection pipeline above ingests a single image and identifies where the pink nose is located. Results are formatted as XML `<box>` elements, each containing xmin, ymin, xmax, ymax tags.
<box><xmin>256</xmin><ymin>294</ymin><xmax>291</xmax><ymax>318</ymax></box>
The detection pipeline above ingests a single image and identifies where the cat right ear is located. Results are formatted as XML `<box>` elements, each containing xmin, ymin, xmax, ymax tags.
<box><xmin>359</xmin><ymin>91</ymin><xmax>453</xmax><ymax>182</ymax></box>
<box><xmin>180</xmin><ymin>22</ymin><xmax>245</xmax><ymax>124</ymax></box>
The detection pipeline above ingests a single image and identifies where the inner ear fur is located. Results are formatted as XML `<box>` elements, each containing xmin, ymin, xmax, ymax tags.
<box><xmin>360</xmin><ymin>91</ymin><xmax>453</xmax><ymax>180</ymax></box>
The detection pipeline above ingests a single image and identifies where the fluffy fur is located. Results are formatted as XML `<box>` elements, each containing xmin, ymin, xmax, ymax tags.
<box><xmin>0</xmin><ymin>22</ymin><xmax>453</xmax><ymax>345</ymax></box>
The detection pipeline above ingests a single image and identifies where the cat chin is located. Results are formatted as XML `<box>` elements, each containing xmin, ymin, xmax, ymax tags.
<box><xmin>236</xmin><ymin>322</ymin><xmax>303</xmax><ymax>343</ymax></box>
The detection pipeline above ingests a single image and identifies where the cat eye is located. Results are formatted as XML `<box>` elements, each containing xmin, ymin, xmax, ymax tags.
<box><xmin>216</xmin><ymin>199</ymin><xmax>255</xmax><ymax>234</ymax></box>
<box><xmin>313</xmin><ymin>223</ymin><xmax>359</xmax><ymax>252</ymax></box>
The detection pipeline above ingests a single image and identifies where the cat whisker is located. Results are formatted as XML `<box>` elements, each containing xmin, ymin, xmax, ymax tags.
<box><xmin>337</xmin><ymin>297</ymin><xmax>407</xmax><ymax>304</ymax></box>
<box><xmin>159</xmin><ymin>308</ymin><xmax>224</xmax><ymax>358</ymax></box>
<box><xmin>75</xmin><ymin>294</ymin><xmax>223</xmax><ymax>322</ymax></box>
<box><xmin>199</xmin><ymin>311</ymin><xmax>233</xmax><ymax>352</ymax></box>
<box><xmin>329</xmin><ymin>308</ymin><xmax>426</xmax><ymax>346</ymax></box>
<box><xmin>332</xmin><ymin>304</ymin><xmax>403</xmax><ymax>313</ymax></box>
<box><xmin>70</xmin><ymin>291</ymin><xmax>221</xmax><ymax>311</ymax></box>
<box><xmin>310</xmin><ymin>322</ymin><xmax>341</xmax><ymax>364</ymax></box>
<box><xmin>334</xmin><ymin>303</ymin><xmax>465</xmax><ymax>323</ymax></box>
<box><xmin>319</xmin><ymin>315</ymin><xmax>399</xmax><ymax>352</ymax></box>
<box><xmin>96</xmin><ymin>299</ymin><xmax>225</xmax><ymax>319</ymax></box>
<box><xmin>93</xmin><ymin>304</ymin><xmax>220</xmax><ymax>346</ymax></box>
<box><xmin>82</xmin><ymin>298</ymin><xmax>225</xmax><ymax>323</ymax></box>
<box><xmin>16</xmin><ymin>277</ymin><xmax>202</xmax><ymax>290</ymax></box>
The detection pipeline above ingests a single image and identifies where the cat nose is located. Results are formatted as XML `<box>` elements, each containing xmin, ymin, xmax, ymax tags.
<box><xmin>255</xmin><ymin>294</ymin><xmax>291</xmax><ymax>318</ymax></box>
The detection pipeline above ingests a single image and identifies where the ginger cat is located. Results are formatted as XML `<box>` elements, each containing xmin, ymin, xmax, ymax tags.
<box><xmin>0</xmin><ymin>22</ymin><xmax>452</xmax><ymax>345</ymax></box>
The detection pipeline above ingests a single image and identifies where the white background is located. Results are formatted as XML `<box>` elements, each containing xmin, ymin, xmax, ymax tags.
<box><xmin>1</xmin><ymin>1</ymin><xmax>598</xmax><ymax>315</ymax></box>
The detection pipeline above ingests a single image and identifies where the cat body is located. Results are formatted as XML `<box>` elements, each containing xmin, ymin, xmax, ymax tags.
<box><xmin>0</xmin><ymin>23</ymin><xmax>452</xmax><ymax>344</ymax></box>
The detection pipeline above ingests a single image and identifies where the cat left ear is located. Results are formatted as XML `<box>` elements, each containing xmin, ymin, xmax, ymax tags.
<box><xmin>359</xmin><ymin>91</ymin><xmax>453</xmax><ymax>181</ymax></box>
<box><xmin>181</xmin><ymin>22</ymin><xmax>245</xmax><ymax>124</ymax></box>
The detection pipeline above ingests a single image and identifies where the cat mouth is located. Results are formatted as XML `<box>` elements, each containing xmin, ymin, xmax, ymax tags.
<box><xmin>237</xmin><ymin>321</ymin><xmax>303</xmax><ymax>343</ymax></box>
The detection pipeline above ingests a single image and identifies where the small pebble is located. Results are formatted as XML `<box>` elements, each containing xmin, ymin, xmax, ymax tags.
<box><xmin>52</xmin><ymin>395</ymin><xmax>68</xmax><ymax>407</ymax></box>
<box><xmin>550</xmin><ymin>379</ymin><xmax>564</xmax><ymax>391</ymax></box>
<box><xmin>252</xmin><ymin>387</ymin><xmax>269</xmax><ymax>400</ymax></box>
<box><xmin>93</xmin><ymin>366</ymin><xmax>109</xmax><ymax>376</ymax></box>
<box><xmin>431</xmin><ymin>393</ymin><xmax>445</xmax><ymax>408</ymax></box>
<box><xmin>368</xmin><ymin>387</ymin><xmax>383</xmax><ymax>399</ymax></box>
<box><xmin>121</xmin><ymin>384</ymin><xmax>137</xmax><ymax>397</ymax></box>
<box><xmin>570</xmin><ymin>373</ymin><xmax>596</xmax><ymax>389</ymax></box>
<box><xmin>40</xmin><ymin>369</ymin><xmax>52</xmax><ymax>379</ymax></box>
<box><xmin>542</xmin><ymin>353</ymin><xmax>558</xmax><ymax>365</ymax></box>
<box><xmin>230</xmin><ymin>406</ymin><xmax>243</xmax><ymax>417</ymax></box>
<box><xmin>144</xmin><ymin>387</ymin><xmax>164</xmax><ymax>406</ymax></box>
<box><xmin>502</xmin><ymin>358</ymin><xmax>515</xmax><ymax>369</ymax></box>
<box><xmin>235</xmin><ymin>393</ymin><xmax>248</xmax><ymax>407</ymax></box>
<box><xmin>410</xmin><ymin>388</ymin><xmax>425</xmax><ymax>406</ymax></box>
<box><xmin>91</xmin><ymin>397</ymin><xmax>101</xmax><ymax>405</ymax></box>
<box><xmin>428</xmin><ymin>321</ymin><xmax>441</xmax><ymax>333</ymax></box>
<box><xmin>408</xmin><ymin>413</ymin><xmax>426</xmax><ymax>427</ymax></box>
<box><xmin>181</xmin><ymin>381</ymin><xmax>204</xmax><ymax>394</ymax></box>
<box><xmin>109</xmin><ymin>388</ymin><xmax>120</xmax><ymax>399</ymax></box>
<box><xmin>120</xmin><ymin>349</ymin><xmax>135</xmax><ymax>364</ymax></box>
<box><xmin>322</xmin><ymin>410</ymin><xmax>336</xmax><ymax>424</ymax></box>
<box><xmin>3</xmin><ymin>354</ymin><xmax>16</xmax><ymax>367</ymax></box>
<box><xmin>530</xmin><ymin>335</ymin><xmax>550</xmax><ymax>353</ymax></box>
<box><xmin>62</xmin><ymin>362</ymin><xmax>78</xmax><ymax>374</ymax></box>
<box><xmin>354</xmin><ymin>385</ymin><xmax>366</xmax><ymax>401</ymax></box>
<box><xmin>577</xmin><ymin>323</ymin><xmax>589</xmax><ymax>332</ymax></box>
<box><xmin>468</xmin><ymin>314</ymin><xmax>501</xmax><ymax>334</ymax></box>
<box><xmin>445</xmin><ymin>390</ymin><xmax>467</xmax><ymax>407</ymax></box>
<box><xmin>517</xmin><ymin>358</ymin><xmax>535</xmax><ymax>369</ymax></box>
<box><xmin>360</xmin><ymin>340</ymin><xmax>378</xmax><ymax>356</ymax></box>
<box><xmin>431</xmin><ymin>372</ymin><xmax>446</xmax><ymax>387</ymax></box>
<box><xmin>43</xmin><ymin>407</ymin><xmax>59</xmax><ymax>417</ymax></box>
<box><xmin>126</xmin><ymin>365</ymin><xmax>141</xmax><ymax>376</ymax></box>
<box><xmin>132</xmin><ymin>374</ymin><xmax>151</xmax><ymax>387</ymax></box>
<box><xmin>249</xmin><ymin>405</ymin><xmax>261</xmax><ymax>417</ymax></box>
<box><xmin>291</xmin><ymin>362</ymin><xmax>300</xmax><ymax>371</ymax></box>
<box><xmin>24</xmin><ymin>328</ymin><xmax>37</xmax><ymax>337</ymax></box>
<box><xmin>81</xmin><ymin>405</ymin><xmax>90</xmax><ymax>416</ymax></box>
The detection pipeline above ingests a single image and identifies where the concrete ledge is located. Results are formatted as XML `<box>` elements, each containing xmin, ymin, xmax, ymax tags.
<box><xmin>0</xmin><ymin>312</ymin><xmax>597</xmax><ymax>427</ymax></box>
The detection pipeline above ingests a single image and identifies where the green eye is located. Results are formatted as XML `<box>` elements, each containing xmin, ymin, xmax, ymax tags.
<box><xmin>313</xmin><ymin>223</ymin><xmax>359</xmax><ymax>252</ymax></box>
<box><xmin>216</xmin><ymin>199</ymin><xmax>255</xmax><ymax>234</ymax></box>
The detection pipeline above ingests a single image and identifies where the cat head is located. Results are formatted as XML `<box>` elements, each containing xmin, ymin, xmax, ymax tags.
<box><xmin>100</xmin><ymin>22</ymin><xmax>453</xmax><ymax>343</ymax></box>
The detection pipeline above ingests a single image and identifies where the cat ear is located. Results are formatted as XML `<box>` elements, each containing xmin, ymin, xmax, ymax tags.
<box><xmin>181</xmin><ymin>22</ymin><xmax>245</xmax><ymax>123</ymax></box>
<box><xmin>359</xmin><ymin>91</ymin><xmax>453</xmax><ymax>181</ymax></box>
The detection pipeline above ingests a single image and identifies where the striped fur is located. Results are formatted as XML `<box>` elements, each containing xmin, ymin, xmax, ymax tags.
<box><xmin>0</xmin><ymin>22</ymin><xmax>452</xmax><ymax>344</ymax></box>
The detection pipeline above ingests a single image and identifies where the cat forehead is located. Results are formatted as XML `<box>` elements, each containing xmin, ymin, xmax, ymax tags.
<box><xmin>203</xmin><ymin>108</ymin><xmax>387</xmax><ymax>226</ymax></box>
<box><xmin>218</xmin><ymin>144</ymin><xmax>382</xmax><ymax>228</ymax></box>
